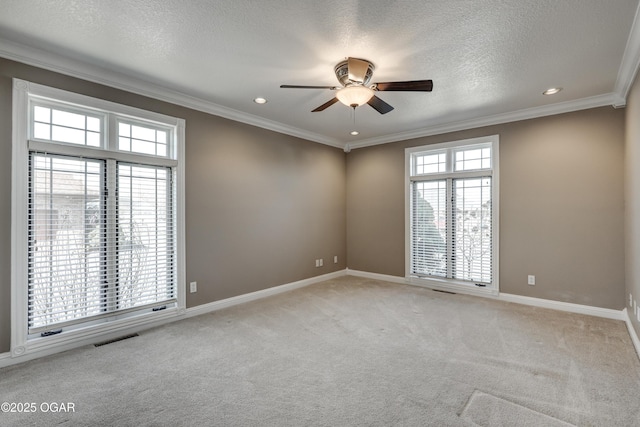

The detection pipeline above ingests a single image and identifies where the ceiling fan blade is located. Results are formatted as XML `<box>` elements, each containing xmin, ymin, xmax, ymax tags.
<box><xmin>375</xmin><ymin>80</ymin><xmax>433</xmax><ymax>92</ymax></box>
<box><xmin>348</xmin><ymin>57</ymin><xmax>370</xmax><ymax>83</ymax></box>
<box><xmin>281</xmin><ymin>84</ymin><xmax>338</xmax><ymax>90</ymax></box>
<box><xmin>367</xmin><ymin>95</ymin><xmax>394</xmax><ymax>114</ymax></box>
<box><xmin>312</xmin><ymin>97</ymin><xmax>339</xmax><ymax>112</ymax></box>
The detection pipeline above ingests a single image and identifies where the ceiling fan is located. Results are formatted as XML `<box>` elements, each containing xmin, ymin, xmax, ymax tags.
<box><xmin>280</xmin><ymin>57</ymin><xmax>433</xmax><ymax>114</ymax></box>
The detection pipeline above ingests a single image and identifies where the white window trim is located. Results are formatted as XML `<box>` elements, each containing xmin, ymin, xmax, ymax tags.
<box><xmin>11</xmin><ymin>79</ymin><xmax>186</xmax><ymax>359</ymax></box>
<box><xmin>404</xmin><ymin>135</ymin><xmax>500</xmax><ymax>297</ymax></box>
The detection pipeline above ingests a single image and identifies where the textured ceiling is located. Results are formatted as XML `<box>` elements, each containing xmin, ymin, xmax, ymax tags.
<box><xmin>1</xmin><ymin>0</ymin><xmax>639</xmax><ymax>149</ymax></box>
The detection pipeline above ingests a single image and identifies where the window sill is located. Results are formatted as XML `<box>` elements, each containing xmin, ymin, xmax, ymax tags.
<box><xmin>11</xmin><ymin>306</ymin><xmax>185</xmax><ymax>361</ymax></box>
<box><xmin>406</xmin><ymin>275</ymin><xmax>499</xmax><ymax>297</ymax></box>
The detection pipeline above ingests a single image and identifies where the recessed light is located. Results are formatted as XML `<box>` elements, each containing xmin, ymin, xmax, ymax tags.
<box><xmin>350</xmin><ymin>131</ymin><xmax>359</xmax><ymax>136</ymax></box>
<box><xmin>543</xmin><ymin>87</ymin><xmax>562</xmax><ymax>95</ymax></box>
<box><xmin>253</xmin><ymin>97</ymin><xmax>268</xmax><ymax>104</ymax></box>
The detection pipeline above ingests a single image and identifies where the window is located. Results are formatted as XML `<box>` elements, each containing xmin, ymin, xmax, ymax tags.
<box><xmin>406</xmin><ymin>136</ymin><xmax>499</xmax><ymax>294</ymax></box>
<box><xmin>12</xmin><ymin>79</ymin><xmax>185</xmax><ymax>357</ymax></box>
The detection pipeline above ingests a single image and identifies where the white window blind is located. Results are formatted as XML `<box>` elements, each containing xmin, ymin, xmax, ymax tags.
<box><xmin>116</xmin><ymin>163</ymin><xmax>175</xmax><ymax>311</ymax></box>
<box><xmin>28</xmin><ymin>154</ymin><xmax>106</xmax><ymax>331</ymax></box>
<box><xmin>452</xmin><ymin>177</ymin><xmax>492</xmax><ymax>283</ymax></box>
<box><xmin>407</xmin><ymin>137</ymin><xmax>498</xmax><ymax>290</ymax></box>
<box><xmin>24</xmin><ymin>92</ymin><xmax>179</xmax><ymax>335</ymax></box>
<box><xmin>411</xmin><ymin>180</ymin><xmax>447</xmax><ymax>277</ymax></box>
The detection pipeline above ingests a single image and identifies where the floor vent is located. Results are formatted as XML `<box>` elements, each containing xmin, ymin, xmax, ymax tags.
<box><xmin>432</xmin><ymin>289</ymin><xmax>457</xmax><ymax>295</ymax></box>
<box><xmin>94</xmin><ymin>333</ymin><xmax>139</xmax><ymax>347</ymax></box>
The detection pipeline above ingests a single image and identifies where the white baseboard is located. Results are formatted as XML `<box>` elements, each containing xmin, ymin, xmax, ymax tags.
<box><xmin>623</xmin><ymin>308</ymin><xmax>640</xmax><ymax>361</ymax></box>
<box><xmin>347</xmin><ymin>269</ymin><xmax>499</xmax><ymax>297</ymax></box>
<box><xmin>0</xmin><ymin>351</ymin><xmax>11</xmax><ymax>366</ymax></box>
<box><xmin>347</xmin><ymin>270</ymin><xmax>639</xmax><ymax>358</ymax></box>
<box><xmin>0</xmin><ymin>270</ymin><xmax>347</xmax><ymax>369</ymax></box>
<box><xmin>4</xmin><ymin>269</ymin><xmax>636</xmax><ymax>366</ymax></box>
<box><xmin>498</xmin><ymin>293</ymin><xmax>624</xmax><ymax>321</ymax></box>
<box><xmin>184</xmin><ymin>269</ymin><xmax>347</xmax><ymax>319</ymax></box>
<box><xmin>346</xmin><ymin>269</ymin><xmax>626</xmax><ymax>321</ymax></box>
<box><xmin>345</xmin><ymin>268</ymin><xmax>407</xmax><ymax>285</ymax></box>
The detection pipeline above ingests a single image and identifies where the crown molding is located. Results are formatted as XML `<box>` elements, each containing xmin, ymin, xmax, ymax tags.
<box><xmin>0</xmin><ymin>38</ymin><xmax>344</xmax><ymax>149</ymax></box>
<box><xmin>346</xmin><ymin>92</ymin><xmax>626</xmax><ymax>151</ymax></box>
<box><xmin>615</xmin><ymin>0</ymin><xmax>640</xmax><ymax>100</ymax></box>
<box><xmin>4</xmin><ymin>18</ymin><xmax>640</xmax><ymax>154</ymax></box>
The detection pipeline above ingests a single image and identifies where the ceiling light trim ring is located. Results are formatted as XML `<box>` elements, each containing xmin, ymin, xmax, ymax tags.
<box><xmin>543</xmin><ymin>87</ymin><xmax>563</xmax><ymax>95</ymax></box>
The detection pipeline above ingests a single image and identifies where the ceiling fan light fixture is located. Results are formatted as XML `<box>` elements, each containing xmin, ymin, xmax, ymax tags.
<box><xmin>336</xmin><ymin>85</ymin><xmax>374</xmax><ymax>107</ymax></box>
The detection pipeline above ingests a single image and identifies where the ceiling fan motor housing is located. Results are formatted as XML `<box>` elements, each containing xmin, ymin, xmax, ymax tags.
<box><xmin>334</xmin><ymin>59</ymin><xmax>375</xmax><ymax>87</ymax></box>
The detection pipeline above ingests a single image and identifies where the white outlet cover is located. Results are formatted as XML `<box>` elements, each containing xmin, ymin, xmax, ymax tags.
<box><xmin>527</xmin><ymin>275</ymin><xmax>535</xmax><ymax>285</ymax></box>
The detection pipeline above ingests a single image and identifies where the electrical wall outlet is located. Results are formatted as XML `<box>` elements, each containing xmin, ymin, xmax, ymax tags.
<box><xmin>189</xmin><ymin>281</ymin><xmax>197</xmax><ymax>293</ymax></box>
<box><xmin>319</xmin><ymin>258</ymin><xmax>323</xmax><ymax>267</ymax></box>
<box><xmin>527</xmin><ymin>275</ymin><xmax>535</xmax><ymax>285</ymax></box>
<box><xmin>334</xmin><ymin>255</ymin><xmax>338</xmax><ymax>264</ymax></box>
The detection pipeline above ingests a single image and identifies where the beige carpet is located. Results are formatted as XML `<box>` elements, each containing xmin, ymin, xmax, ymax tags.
<box><xmin>1</xmin><ymin>276</ymin><xmax>639</xmax><ymax>426</ymax></box>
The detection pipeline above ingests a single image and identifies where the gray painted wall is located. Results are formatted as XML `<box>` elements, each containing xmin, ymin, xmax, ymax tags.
<box><xmin>347</xmin><ymin>107</ymin><xmax>625</xmax><ymax>310</ymax></box>
<box><xmin>0</xmin><ymin>56</ymin><xmax>630</xmax><ymax>355</ymax></box>
<box><xmin>0</xmin><ymin>58</ymin><xmax>347</xmax><ymax>353</ymax></box>
<box><xmin>0</xmin><ymin>61</ymin><xmax>11</xmax><ymax>355</ymax></box>
<box><xmin>625</xmin><ymin>73</ymin><xmax>640</xmax><ymax>338</ymax></box>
